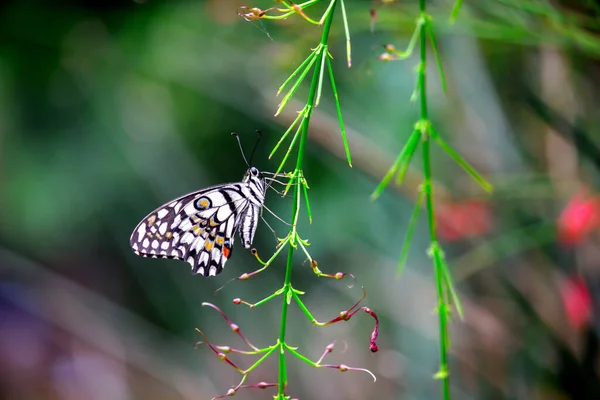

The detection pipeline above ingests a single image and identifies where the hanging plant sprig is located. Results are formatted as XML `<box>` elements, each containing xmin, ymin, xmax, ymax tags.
<box><xmin>370</xmin><ymin>1</ymin><xmax>491</xmax><ymax>399</ymax></box>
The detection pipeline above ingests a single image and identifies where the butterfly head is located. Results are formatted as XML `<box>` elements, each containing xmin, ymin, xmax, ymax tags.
<box><xmin>243</xmin><ymin>167</ymin><xmax>265</xmax><ymax>191</ymax></box>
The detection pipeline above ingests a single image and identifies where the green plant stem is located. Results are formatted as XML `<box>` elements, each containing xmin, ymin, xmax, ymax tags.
<box><xmin>418</xmin><ymin>0</ymin><xmax>450</xmax><ymax>398</ymax></box>
<box><xmin>276</xmin><ymin>1</ymin><xmax>338</xmax><ymax>398</ymax></box>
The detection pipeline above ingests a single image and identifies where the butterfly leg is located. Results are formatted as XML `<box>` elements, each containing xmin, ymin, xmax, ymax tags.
<box><xmin>262</xmin><ymin>204</ymin><xmax>291</xmax><ymax>227</ymax></box>
<box><xmin>266</xmin><ymin>186</ymin><xmax>293</xmax><ymax>198</ymax></box>
<box><xmin>260</xmin><ymin>215</ymin><xmax>280</xmax><ymax>244</ymax></box>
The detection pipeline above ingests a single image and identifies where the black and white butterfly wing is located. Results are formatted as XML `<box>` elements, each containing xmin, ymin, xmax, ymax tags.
<box><xmin>129</xmin><ymin>168</ymin><xmax>266</xmax><ymax>277</ymax></box>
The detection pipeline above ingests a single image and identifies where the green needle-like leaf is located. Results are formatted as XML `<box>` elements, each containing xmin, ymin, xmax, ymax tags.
<box><xmin>340</xmin><ymin>0</ymin><xmax>351</xmax><ymax>67</ymax></box>
<box><xmin>371</xmin><ymin>130</ymin><xmax>421</xmax><ymax>200</ymax></box>
<box><xmin>277</xmin><ymin>49</ymin><xmax>318</xmax><ymax>96</ymax></box>
<box><xmin>441</xmin><ymin>258</ymin><xmax>464</xmax><ymax>320</ymax></box>
<box><xmin>315</xmin><ymin>46</ymin><xmax>328</xmax><ymax>107</ymax></box>
<box><xmin>302</xmin><ymin>180</ymin><xmax>313</xmax><ymax>224</ymax></box>
<box><xmin>326</xmin><ymin>56</ymin><xmax>352</xmax><ymax>166</ymax></box>
<box><xmin>276</xmin><ymin>49</ymin><xmax>319</xmax><ymax>116</ymax></box>
<box><xmin>275</xmin><ymin>122</ymin><xmax>304</xmax><ymax>176</ymax></box>
<box><xmin>319</xmin><ymin>0</ymin><xmax>336</xmax><ymax>25</ymax></box>
<box><xmin>395</xmin><ymin>130</ymin><xmax>422</xmax><ymax>184</ymax></box>
<box><xmin>398</xmin><ymin>189</ymin><xmax>424</xmax><ymax>275</ymax></box>
<box><xmin>450</xmin><ymin>0</ymin><xmax>463</xmax><ymax>23</ymax></box>
<box><xmin>429</xmin><ymin>126</ymin><xmax>493</xmax><ymax>193</ymax></box>
<box><xmin>271</xmin><ymin>108</ymin><xmax>306</xmax><ymax>159</ymax></box>
<box><xmin>371</xmin><ymin>129</ymin><xmax>422</xmax><ymax>199</ymax></box>
<box><xmin>426</xmin><ymin>20</ymin><xmax>448</xmax><ymax>94</ymax></box>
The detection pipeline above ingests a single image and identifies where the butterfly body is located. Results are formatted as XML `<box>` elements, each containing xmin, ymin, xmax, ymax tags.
<box><xmin>130</xmin><ymin>167</ymin><xmax>266</xmax><ymax>277</ymax></box>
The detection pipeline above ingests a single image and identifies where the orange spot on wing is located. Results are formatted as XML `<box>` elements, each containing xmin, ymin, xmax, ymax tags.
<box><xmin>223</xmin><ymin>246</ymin><xmax>231</xmax><ymax>259</ymax></box>
<box><xmin>198</xmin><ymin>198</ymin><xmax>210</xmax><ymax>209</ymax></box>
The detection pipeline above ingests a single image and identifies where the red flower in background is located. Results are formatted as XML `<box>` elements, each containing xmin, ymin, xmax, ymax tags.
<box><xmin>558</xmin><ymin>193</ymin><xmax>600</xmax><ymax>246</ymax></box>
<box><xmin>437</xmin><ymin>199</ymin><xmax>494</xmax><ymax>242</ymax></box>
<box><xmin>560</xmin><ymin>275</ymin><xmax>592</xmax><ymax>331</ymax></box>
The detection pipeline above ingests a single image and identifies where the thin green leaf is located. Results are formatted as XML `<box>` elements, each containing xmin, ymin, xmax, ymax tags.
<box><xmin>425</xmin><ymin>20</ymin><xmax>448</xmax><ymax>94</ymax></box>
<box><xmin>315</xmin><ymin>46</ymin><xmax>328</xmax><ymax>107</ymax></box>
<box><xmin>276</xmin><ymin>49</ymin><xmax>319</xmax><ymax>116</ymax></box>
<box><xmin>277</xmin><ymin>49</ymin><xmax>318</xmax><ymax>96</ymax></box>
<box><xmin>340</xmin><ymin>0</ymin><xmax>351</xmax><ymax>67</ymax></box>
<box><xmin>430</xmin><ymin>126</ymin><xmax>493</xmax><ymax>193</ymax></box>
<box><xmin>326</xmin><ymin>56</ymin><xmax>352</xmax><ymax>166</ymax></box>
<box><xmin>371</xmin><ymin>155</ymin><xmax>402</xmax><ymax>200</ymax></box>
<box><xmin>291</xmin><ymin>289</ymin><xmax>317</xmax><ymax>322</ymax></box>
<box><xmin>275</xmin><ymin>120</ymin><xmax>304</xmax><ymax>175</ymax></box>
<box><xmin>440</xmin><ymin>257</ymin><xmax>464</xmax><ymax>320</ymax></box>
<box><xmin>450</xmin><ymin>0</ymin><xmax>463</xmax><ymax>23</ymax></box>
<box><xmin>371</xmin><ymin>129</ymin><xmax>421</xmax><ymax>200</ymax></box>
<box><xmin>302</xmin><ymin>179</ymin><xmax>313</xmax><ymax>224</ymax></box>
<box><xmin>318</xmin><ymin>0</ymin><xmax>336</xmax><ymax>25</ymax></box>
<box><xmin>398</xmin><ymin>189</ymin><xmax>424</xmax><ymax>275</ymax></box>
<box><xmin>409</xmin><ymin>62</ymin><xmax>423</xmax><ymax>103</ymax></box>
<box><xmin>270</xmin><ymin>107</ymin><xmax>306</xmax><ymax>159</ymax></box>
<box><xmin>395</xmin><ymin>129</ymin><xmax>422</xmax><ymax>184</ymax></box>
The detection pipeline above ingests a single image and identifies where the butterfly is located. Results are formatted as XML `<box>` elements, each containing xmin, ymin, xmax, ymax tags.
<box><xmin>129</xmin><ymin>133</ymin><xmax>267</xmax><ymax>277</ymax></box>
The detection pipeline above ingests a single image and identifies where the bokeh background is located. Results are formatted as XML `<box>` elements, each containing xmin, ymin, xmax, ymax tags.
<box><xmin>2</xmin><ymin>0</ymin><xmax>600</xmax><ymax>399</ymax></box>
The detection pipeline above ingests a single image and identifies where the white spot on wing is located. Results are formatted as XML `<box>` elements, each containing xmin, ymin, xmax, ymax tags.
<box><xmin>209</xmin><ymin>266</ymin><xmax>217</xmax><ymax>276</ymax></box>
<box><xmin>157</xmin><ymin>208</ymin><xmax>169</xmax><ymax>219</ymax></box>
<box><xmin>216</xmin><ymin>206</ymin><xmax>232</xmax><ymax>222</ymax></box>
<box><xmin>179</xmin><ymin>220</ymin><xmax>192</xmax><ymax>232</ymax></box>
<box><xmin>158</xmin><ymin>222</ymin><xmax>167</xmax><ymax>235</ymax></box>
<box><xmin>151</xmin><ymin>240</ymin><xmax>159</xmax><ymax>249</ymax></box>
<box><xmin>194</xmin><ymin>237</ymin><xmax>206</xmax><ymax>253</ymax></box>
<box><xmin>161</xmin><ymin>241</ymin><xmax>169</xmax><ymax>250</ymax></box>
<box><xmin>137</xmin><ymin>224</ymin><xmax>147</xmax><ymax>241</ymax></box>
<box><xmin>171</xmin><ymin>215</ymin><xmax>182</xmax><ymax>229</ymax></box>
<box><xmin>142</xmin><ymin>238</ymin><xmax>149</xmax><ymax>248</ymax></box>
<box><xmin>181</xmin><ymin>232</ymin><xmax>194</xmax><ymax>244</ymax></box>
<box><xmin>198</xmin><ymin>267</ymin><xmax>205</xmax><ymax>275</ymax></box>
<box><xmin>174</xmin><ymin>202</ymin><xmax>183</xmax><ymax>213</ymax></box>
<box><xmin>199</xmin><ymin>251</ymin><xmax>209</xmax><ymax>266</ymax></box>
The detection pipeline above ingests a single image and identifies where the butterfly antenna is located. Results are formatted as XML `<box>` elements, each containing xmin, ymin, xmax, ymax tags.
<box><xmin>231</xmin><ymin>132</ymin><xmax>250</xmax><ymax>167</ymax></box>
<box><xmin>249</xmin><ymin>130</ymin><xmax>262</xmax><ymax>165</ymax></box>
